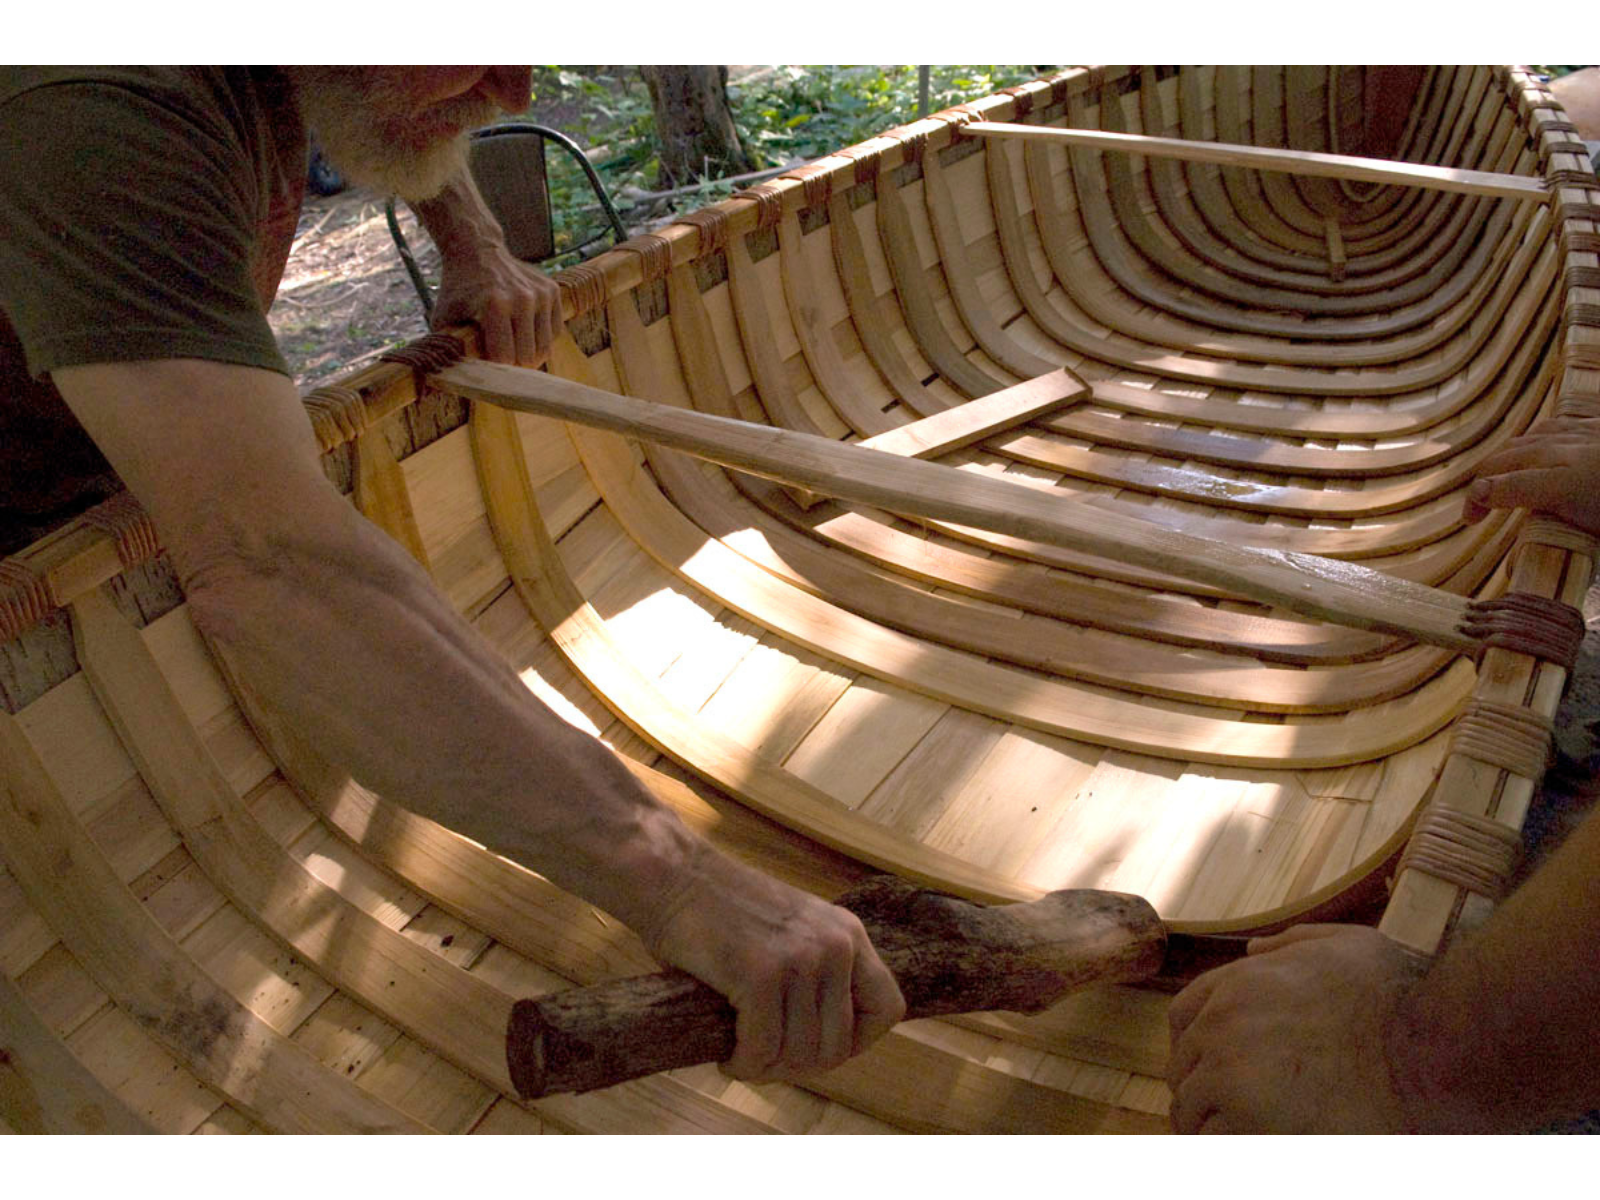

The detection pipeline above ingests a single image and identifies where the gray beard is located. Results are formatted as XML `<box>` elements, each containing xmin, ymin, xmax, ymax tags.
<box><xmin>289</xmin><ymin>70</ymin><xmax>483</xmax><ymax>201</ymax></box>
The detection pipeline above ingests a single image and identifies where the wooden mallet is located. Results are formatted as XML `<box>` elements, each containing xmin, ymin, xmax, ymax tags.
<box><xmin>506</xmin><ymin>875</ymin><xmax>1176</xmax><ymax>1098</ymax></box>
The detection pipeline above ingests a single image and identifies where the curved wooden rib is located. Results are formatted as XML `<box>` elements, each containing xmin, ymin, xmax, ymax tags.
<box><xmin>0</xmin><ymin>961</ymin><xmax>154</xmax><ymax>1133</ymax></box>
<box><xmin>0</xmin><ymin>704</ymin><xmax>427</xmax><ymax>1134</ymax></box>
<box><xmin>1022</xmin><ymin>134</ymin><xmax>1554</xmax><ymax>374</ymax></box>
<box><xmin>875</xmin><ymin>164</ymin><xmax>1009</xmax><ymax>397</ymax></box>
<box><xmin>67</xmin><ymin>590</ymin><xmax>517</xmax><ymax>1094</ymax></box>
<box><xmin>1069</xmin><ymin>102</ymin><xmax>1522</xmax><ymax>336</ymax></box>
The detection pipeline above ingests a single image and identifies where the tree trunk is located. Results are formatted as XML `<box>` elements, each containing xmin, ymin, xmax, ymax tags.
<box><xmin>639</xmin><ymin>65</ymin><xmax>754</xmax><ymax>188</ymax></box>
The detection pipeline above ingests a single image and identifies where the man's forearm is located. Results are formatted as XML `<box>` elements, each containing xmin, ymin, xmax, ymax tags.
<box><xmin>184</xmin><ymin>489</ymin><xmax>699</xmax><ymax>941</ymax></box>
<box><xmin>1388</xmin><ymin>803</ymin><xmax>1600</xmax><ymax>1131</ymax></box>
<box><xmin>412</xmin><ymin>169</ymin><xmax>507</xmax><ymax>262</ymax></box>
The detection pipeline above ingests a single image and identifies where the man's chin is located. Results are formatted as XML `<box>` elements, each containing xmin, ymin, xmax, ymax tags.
<box><xmin>322</xmin><ymin>136</ymin><xmax>469</xmax><ymax>201</ymax></box>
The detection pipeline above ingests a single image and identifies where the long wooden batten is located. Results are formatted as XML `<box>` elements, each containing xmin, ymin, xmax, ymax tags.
<box><xmin>436</xmin><ymin>359</ymin><xmax>1478</xmax><ymax>652</ymax></box>
<box><xmin>963</xmin><ymin>120</ymin><xmax>1553</xmax><ymax>201</ymax></box>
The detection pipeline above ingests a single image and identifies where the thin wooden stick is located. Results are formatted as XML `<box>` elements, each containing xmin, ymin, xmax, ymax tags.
<box><xmin>963</xmin><ymin>122</ymin><xmax>1550</xmax><ymax>204</ymax></box>
<box><xmin>434</xmin><ymin>360</ymin><xmax>1477</xmax><ymax>652</ymax></box>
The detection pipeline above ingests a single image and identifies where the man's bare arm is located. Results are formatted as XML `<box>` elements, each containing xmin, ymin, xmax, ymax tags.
<box><xmin>53</xmin><ymin>356</ymin><xmax>904</xmax><ymax>1078</ymax></box>
<box><xmin>1168</xmin><ymin>801</ymin><xmax>1600</xmax><ymax>1132</ymax></box>
<box><xmin>412</xmin><ymin>170</ymin><xmax>563</xmax><ymax>367</ymax></box>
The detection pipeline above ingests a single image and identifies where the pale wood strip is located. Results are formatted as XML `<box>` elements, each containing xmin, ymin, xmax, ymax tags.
<box><xmin>853</xmin><ymin>367</ymin><xmax>1088</xmax><ymax>460</ymax></box>
<box><xmin>286</xmin><ymin>991</ymin><xmax>491</xmax><ymax>1133</ymax></box>
<box><xmin>828</xmin><ymin>188</ymin><xmax>960</xmax><ymax>418</ymax></box>
<box><xmin>697</xmin><ymin>636</ymin><xmax>852</xmax><ymax>761</ymax></box>
<box><xmin>875</xmin><ymin>171</ymin><xmax>1004</xmax><ymax>397</ymax></box>
<box><xmin>0</xmin><ymin>708</ymin><xmax>428</xmax><ymax>1134</ymax></box>
<box><xmin>438</xmin><ymin>357</ymin><xmax>1476</xmax><ymax>652</ymax></box>
<box><xmin>812</xmin><ymin>1019</ymin><xmax>1168</xmax><ymax>1133</ymax></box>
<box><xmin>471</xmin><ymin>1097</ymin><xmax>565</xmax><ymax>1134</ymax></box>
<box><xmin>923</xmin><ymin>727</ymin><xmax>1104</xmax><ymax>875</ymax></box>
<box><xmin>17</xmin><ymin>942</ymin><xmax>112</xmax><ymax>1043</ymax></box>
<box><xmin>354</xmin><ymin>420</ymin><xmax>432</xmax><ymax>570</ymax></box>
<box><xmin>67</xmin><ymin>588</ymin><xmax>516</xmax><ymax>1096</ymax></box>
<box><xmin>921</xmin><ymin>147</ymin><xmax>1062</xmax><ymax>380</ymax></box>
<box><xmin>955</xmin><ymin>983</ymin><xmax>1172</xmax><ymax>1078</ymax></box>
<box><xmin>781</xmin><ymin>677</ymin><xmax>947</xmax><ymax>808</ymax></box>
<box><xmin>1325</xmin><ymin>215</ymin><xmax>1346</xmax><ymax>282</ymax></box>
<box><xmin>858</xmin><ymin>707</ymin><xmax>1009</xmax><ymax>837</ymax></box>
<box><xmin>0</xmin><ymin>966</ymin><xmax>152</xmax><ymax>1133</ymax></box>
<box><xmin>194</xmin><ymin>1106</ymin><xmax>264</xmax><ymax>1134</ymax></box>
<box><xmin>726</xmin><ymin>223</ymin><xmax>829</xmax><ymax>436</ymax></box>
<box><xmin>777</xmin><ymin>209</ymin><xmax>897</xmax><ymax>437</ymax></box>
<box><xmin>64</xmin><ymin>1004</ymin><xmax>223</xmax><ymax>1133</ymax></box>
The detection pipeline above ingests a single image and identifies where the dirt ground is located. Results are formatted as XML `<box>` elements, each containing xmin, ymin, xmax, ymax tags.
<box><xmin>265</xmin><ymin>188</ymin><xmax>435</xmax><ymax>391</ymax></box>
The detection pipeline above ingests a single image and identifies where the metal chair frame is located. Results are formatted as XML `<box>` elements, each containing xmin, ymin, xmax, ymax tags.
<box><xmin>386</xmin><ymin>122</ymin><xmax>629</xmax><ymax>320</ymax></box>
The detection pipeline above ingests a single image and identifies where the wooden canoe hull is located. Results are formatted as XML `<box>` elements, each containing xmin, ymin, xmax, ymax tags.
<box><xmin>1</xmin><ymin>65</ymin><xmax>1595</xmax><ymax>1133</ymax></box>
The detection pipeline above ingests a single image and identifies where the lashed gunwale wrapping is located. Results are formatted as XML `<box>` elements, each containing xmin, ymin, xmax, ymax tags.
<box><xmin>0</xmin><ymin>65</ymin><xmax>1595</xmax><ymax>1133</ymax></box>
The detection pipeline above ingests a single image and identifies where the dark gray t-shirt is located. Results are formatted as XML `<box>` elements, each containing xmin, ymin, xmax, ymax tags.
<box><xmin>0</xmin><ymin>67</ymin><xmax>307</xmax><ymax>554</ymax></box>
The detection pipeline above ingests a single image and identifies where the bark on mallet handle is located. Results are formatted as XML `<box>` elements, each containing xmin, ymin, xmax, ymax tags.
<box><xmin>506</xmin><ymin>876</ymin><xmax>1166</xmax><ymax>1097</ymax></box>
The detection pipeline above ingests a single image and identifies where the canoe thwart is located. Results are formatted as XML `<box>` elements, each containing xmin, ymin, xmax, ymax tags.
<box><xmin>505</xmin><ymin>876</ymin><xmax>1166</xmax><ymax>1097</ymax></box>
<box><xmin>962</xmin><ymin>121</ymin><xmax>1552</xmax><ymax>203</ymax></box>
<box><xmin>790</xmin><ymin>366</ymin><xmax>1091</xmax><ymax>507</ymax></box>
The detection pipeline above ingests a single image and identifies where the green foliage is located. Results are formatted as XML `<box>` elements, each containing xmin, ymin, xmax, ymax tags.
<box><xmin>730</xmin><ymin>66</ymin><xmax>1038</xmax><ymax>166</ymax></box>
<box><xmin>526</xmin><ymin>65</ymin><xmax>1045</xmax><ymax>268</ymax></box>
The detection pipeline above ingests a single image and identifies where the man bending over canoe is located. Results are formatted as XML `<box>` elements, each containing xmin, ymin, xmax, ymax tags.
<box><xmin>1169</xmin><ymin>419</ymin><xmax>1600</xmax><ymax>1133</ymax></box>
<box><xmin>0</xmin><ymin>67</ymin><xmax>904</xmax><ymax>1082</ymax></box>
